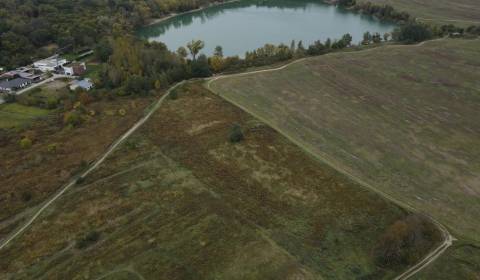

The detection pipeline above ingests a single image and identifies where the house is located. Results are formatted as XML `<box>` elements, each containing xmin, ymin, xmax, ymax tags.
<box><xmin>62</xmin><ymin>62</ymin><xmax>87</xmax><ymax>76</ymax></box>
<box><xmin>33</xmin><ymin>55</ymin><xmax>67</xmax><ymax>72</ymax></box>
<box><xmin>0</xmin><ymin>78</ymin><xmax>32</xmax><ymax>92</ymax></box>
<box><xmin>70</xmin><ymin>78</ymin><xmax>93</xmax><ymax>91</ymax></box>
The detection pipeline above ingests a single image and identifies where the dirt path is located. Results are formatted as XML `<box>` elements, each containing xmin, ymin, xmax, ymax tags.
<box><xmin>207</xmin><ymin>39</ymin><xmax>456</xmax><ymax>280</ymax></box>
<box><xmin>417</xmin><ymin>17</ymin><xmax>480</xmax><ymax>24</ymax></box>
<box><xmin>0</xmin><ymin>81</ymin><xmax>185</xmax><ymax>251</ymax></box>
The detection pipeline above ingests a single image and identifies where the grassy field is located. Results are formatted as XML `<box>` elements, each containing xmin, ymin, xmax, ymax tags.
<box><xmin>0</xmin><ymin>84</ymin><xmax>439</xmax><ymax>279</ymax></box>
<box><xmin>0</xmin><ymin>103</ymin><xmax>51</xmax><ymax>129</ymax></box>
<box><xmin>209</xmin><ymin>38</ymin><xmax>480</xmax><ymax>278</ymax></box>
<box><xmin>358</xmin><ymin>0</ymin><xmax>480</xmax><ymax>26</ymax></box>
<box><xmin>0</xmin><ymin>97</ymin><xmax>154</xmax><ymax>243</ymax></box>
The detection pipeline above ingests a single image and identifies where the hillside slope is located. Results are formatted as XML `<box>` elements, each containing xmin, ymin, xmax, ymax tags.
<box><xmin>209</xmin><ymin>38</ymin><xmax>480</xmax><ymax>278</ymax></box>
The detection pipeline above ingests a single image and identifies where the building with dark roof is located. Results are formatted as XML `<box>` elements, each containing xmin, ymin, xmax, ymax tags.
<box><xmin>0</xmin><ymin>78</ymin><xmax>32</xmax><ymax>92</ymax></box>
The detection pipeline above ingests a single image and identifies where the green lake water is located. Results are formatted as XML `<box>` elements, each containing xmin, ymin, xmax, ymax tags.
<box><xmin>138</xmin><ymin>0</ymin><xmax>396</xmax><ymax>57</ymax></box>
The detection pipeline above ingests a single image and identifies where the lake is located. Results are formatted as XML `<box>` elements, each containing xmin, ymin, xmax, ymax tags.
<box><xmin>138</xmin><ymin>0</ymin><xmax>396</xmax><ymax>57</ymax></box>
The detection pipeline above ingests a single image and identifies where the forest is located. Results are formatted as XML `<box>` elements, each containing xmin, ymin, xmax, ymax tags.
<box><xmin>0</xmin><ymin>0</ymin><xmax>218</xmax><ymax>68</ymax></box>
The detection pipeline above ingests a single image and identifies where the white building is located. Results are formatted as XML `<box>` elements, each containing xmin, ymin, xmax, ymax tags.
<box><xmin>33</xmin><ymin>55</ymin><xmax>67</xmax><ymax>72</ymax></box>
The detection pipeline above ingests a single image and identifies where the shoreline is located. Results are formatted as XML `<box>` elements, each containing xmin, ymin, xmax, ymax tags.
<box><xmin>145</xmin><ymin>0</ymin><xmax>241</xmax><ymax>26</ymax></box>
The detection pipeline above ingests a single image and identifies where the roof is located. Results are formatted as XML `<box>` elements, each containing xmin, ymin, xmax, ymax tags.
<box><xmin>71</xmin><ymin>78</ymin><xmax>93</xmax><ymax>89</ymax></box>
<box><xmin>1</xmin><ymin>70</ymin><xmax>40</xmax><ymax>80</ymax></box>
<box><xmin>34</xmin><ymin>55</ymin><xmax>67</xmax><ymax>68</ymax></box>
<box><xmin>0</xmin><ymin>78</ymin><xmax>31</xmax><ymax>89</ymax></box>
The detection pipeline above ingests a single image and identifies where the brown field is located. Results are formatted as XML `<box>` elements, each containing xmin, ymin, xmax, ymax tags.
<box><xmin>208</xmin><ymin>38</ymin><xmax>480</xmax><ymax>278</ymax></box>
<box><xmin>0</xmin><ymin>83</ymin><xmax>440</xmax><ymax>279</ymax></box>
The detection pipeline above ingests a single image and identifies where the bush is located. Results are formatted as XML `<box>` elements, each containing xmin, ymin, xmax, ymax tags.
<box><xmin>21</xmin><ymin>192</ymin><xmax>32</xmax><ymax>202</ymax></box>
<box><xmin>125</xmin><ymin>140</ymin><xmax>139</xmax><ymax>150</ymax></box>
<box><xmin>373</xmin><ymin>214</ymin><xmax>440</xmax><ymax>268</ymax></box>
<box><xmin>46</xmin><ymin>96</ymin><xmax>59</xmax><ymax>109</ymax></box>
<box><xmin>118</xmin><ymin>108</ymin><xmax>126</xmax><ymax>116</ymax></box>
<box><xmin>63</xmin><ymin>111</ymin><xmax>82</xmax><ymax>127</ymax></box>
<box><xmin>169</xmin><ymin>90</ymin><xmax>178</xmax><ymax>100</ymax></box>
<box><xmin>47</xmin><ymin>143</ymin><xmax>58</xmax><ymax>153</ymax></box>
<box><xmin>19</xmin><ymin>137</ymin><xmax>32</xmax><ymax>149</ymax></box>
<box><xmin>229</xmin><ymin>124</ymin><xmax>244</xmax><ymax>143</ymax></box>
<box><xmin>76</xmin><ymin>176</ymin><xmax>85</xmax><ymax>185</ymax></box>
<box><xmin>4</xmin><ymin>93</ymin><xmax>16</xmax><ymax>103</ymax></box>
<box><xmin>76</xmin><ymin>230</ymin><xmax>100</xmax><ymax>249</ymax></box>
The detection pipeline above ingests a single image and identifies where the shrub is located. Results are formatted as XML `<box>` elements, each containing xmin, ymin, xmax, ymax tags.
<box><xmin>21</xmin><ymin>192</ymin><xmax>32</xmax><ymax>202</ymax></box>
<box><xmin>76</xmin><ymin>230</ymin><xmax>100</xmax><ymax>249</ymax></box>
<box><xmin>63</xmin><ymin>111</ymin><xmax>82</xmax><ymax>127</ymax></box>
<box><xmin>47</xmin><ymin>143</ymin><xmax>58</xmax><ymax>153</ymax></box>
<box><xmin>78</xmin><ymin>91</ymin><xmax>93</xmax><ymax>105</ymax></box>
<box><xmin>19</xmin><ymin>137</ymin><xmax>32</xmax><ymax>149</ymax></box>
<box><xmin>4</xmin><ymin>93</ymin><xmax>16</xmax><ymax>103</ymax></box>
<box><xmin>46</xmin><ymin>96</ymin><xmax>59</xmax><ymax>109</ymax></box>
<box><xmin>373</xmin><ymin>214</ymin><xmax>440</xmax><ymax>268</ymax></box>
<box><xmin>169</xmin><ymin>90</ymin><xmax>178</xmax><ymax>100</ymax></box>
<box><xmin>76</xmin><ymin>176</ymin><xmax>85</xmax><ymax>185</ymax></box>
<box><xmin>118</xmin><ymin>108</ymin><xmax>126</xmax><ymax>116</ymax></box>
<box><xmin>125</xmin><ymin>140</ymin><xmax>139</xmax><ymax>150</ymax></box>
<box><xmin>229</xmin><ymin>124</ymin><xmax>244</xmax><ymax>143</ymax></box>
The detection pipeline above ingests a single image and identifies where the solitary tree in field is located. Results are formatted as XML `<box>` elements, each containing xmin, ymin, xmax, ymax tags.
<box><xmin>187</xmin><ymin>40</ymin><xmax>205</xmax><ymax>60</ymax></box>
